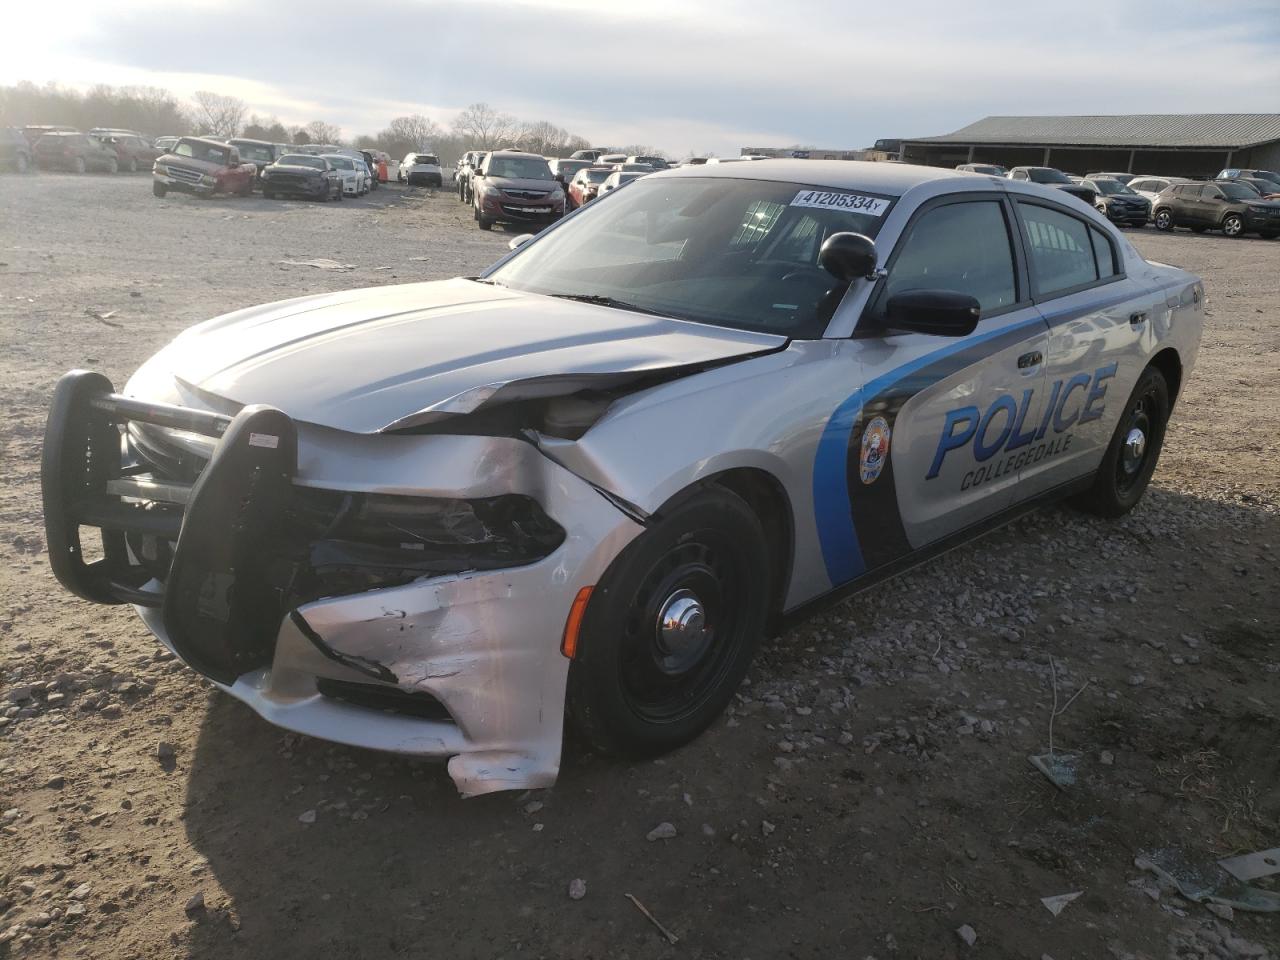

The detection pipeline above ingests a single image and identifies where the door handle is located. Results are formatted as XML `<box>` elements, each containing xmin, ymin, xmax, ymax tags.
<box><xmin>1017</xmin><ymin>351</ymin><xmax>1043</xmax><ymax>369</ymax></box>
<box><xmin>1129</xmin><ymin>312</ymin><xmax>1147</xmax><ymax>326</ymax></box>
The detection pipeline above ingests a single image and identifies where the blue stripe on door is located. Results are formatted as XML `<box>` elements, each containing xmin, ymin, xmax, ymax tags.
<box><xmin>813</xmin><ymin>315</ymin><xmax>1047</xmax><ymax>585</ymax></box>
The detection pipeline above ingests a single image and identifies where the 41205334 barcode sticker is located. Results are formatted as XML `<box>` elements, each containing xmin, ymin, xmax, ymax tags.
<box><xmin>791</xmin><ymin>190</ymin><xmax>890</xmax><ymax>216</ymax></box>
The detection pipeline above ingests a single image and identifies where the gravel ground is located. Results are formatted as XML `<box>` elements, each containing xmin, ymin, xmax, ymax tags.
<box><xmin>1</xmin><ymin>172</ymin><xmax>1277</xmax><ymax>960</ymax></box>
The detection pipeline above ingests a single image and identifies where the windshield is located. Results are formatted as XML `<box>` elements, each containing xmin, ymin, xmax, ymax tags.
<box><xmin>486</xmin><ymin>156</ymin><xmax>552</xmax><ymax>180</ymax></box>
<box><xmin>489</xmin><ymin>177</ymin><xmax>893</xmax><ymax>337</ymax></box>
<box><xmin>582</xmin><ymin>168</ymin><xmax>611</xmax><ymax>183</ymax></box>
<box><xmin>1028</xmin><ymin>168</ymin><xmax>1070</xmax><ymax>184</ymax></box>
<box><xmin>1219</xmin><ymin>181</ymin><xmax>1259</xmax><ymax>199</ymax></box>
<box><xmin>1090</xmin><ymin>179</ymin><xmax>1136</xmax><ymax>196</ymax></box>
<box><xmin>1253</xmin><ymin>170</ymin><xmax>1280</xmax><ymax>185</ymax></box>
<box><xmin>325</xmin><ymin>156</ymin><xmax>354</xmax><ymax>170</ymax></box>
<box><xmin>280</xmin><ymin>155</ymin><xmax>325</xmax><ymax>169</ymax></box>
<box><xmin>175</xmin><ymin>140</ymin><xmax>228</xmax><ymax>164</ymax></box>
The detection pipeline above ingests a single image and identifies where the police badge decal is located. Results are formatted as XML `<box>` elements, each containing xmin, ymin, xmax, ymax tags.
<box><xmin>859</xmin><ymin>416</ymin><xmax>891</xmax><ymax>485</ymax></box>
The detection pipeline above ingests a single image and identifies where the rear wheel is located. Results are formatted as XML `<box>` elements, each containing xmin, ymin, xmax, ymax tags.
<box><xmin>1222</xmin><ymin>213</ymin><xmax>1244</xmax><ymax>237</ymax></box>
<box><xmin>1153</xmin><ymin>208</ymin><xmax>1173</xmax><ymax>231</ymax></box>
<box><xmin>1073</xmin><ymin>366</ymin><xmax>1169</xmax><ymax>518</ymax></box>
<box><xmin>568</xmin><ymin>488</ymin><xmax>770</xmax><ymax>756</ymax></box>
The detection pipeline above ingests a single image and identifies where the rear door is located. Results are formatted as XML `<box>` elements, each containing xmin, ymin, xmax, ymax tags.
<box><xmin>821</xmin><ymin>193</ymin><xmax>1050</xmax><ymax>582</ymax></box>
<box><xmin>1010</xmin><ymin>199</ymin><xmax>1156</xmax><ymax>497</ymax></box>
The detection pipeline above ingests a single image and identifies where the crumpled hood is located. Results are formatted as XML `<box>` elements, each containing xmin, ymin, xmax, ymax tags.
<box><xmin>127</xmin><ymin>278</ymin><xmax>785</xmax><ymax>434</ymax></box>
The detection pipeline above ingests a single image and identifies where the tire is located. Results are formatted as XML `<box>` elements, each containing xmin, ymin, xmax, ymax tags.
<box><xmin>567</xmin><ymin>487</ymin><xmax>770</xmax><ymax>756</ymax></box>
<box><xmin>73</xmin><ymin>157</ymin><xmax>86</xmax><ymax>175</ymax></box>
<box><xmin>458</xmin><ymin>179</ymin><xmax>466</xmax><ymax>202</ymax></box>
<box><xmin>16</xmin><ymin>154</ymin><xmax>29</xmax><ymax>174</ymax></box>
<box><xmin>106</xmin><ymin>158</ymin><xmax>118</xmax><ymax>174</ymax></box>
<box><xmin>1152</xmin><ymin>209</ymin><xmax>1173</xmax><ymax>230</ymax></box>
<box><xmin>1221</xmin><ymin>213</ymin><xmax>1244</xmax><ymax>238</ymax></box>
<box><xmin>127</xmin><ymin>158</ymin><xmax>138</xmax><ymax>173</ymax></box>
<box><xmin>1073</xmin><ymin>366</ymin><xmax>1169</xmax><ymax>519</ymax></box>
<box><xmin>477</xmin><ymin>216</ymin><xmax>493</xmax><ymax>231</ymax></box>
<box><xmin>152</xmin><ymin>182</ymin><xmax>167</xmax><ymax>198</ymax></box>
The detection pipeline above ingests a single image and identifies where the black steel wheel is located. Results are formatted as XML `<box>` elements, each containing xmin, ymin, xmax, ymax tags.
<box><xmin>1074</xmin><ymin>366</ymin><xmax>1169</xmax><ymax>518</ymax></box>
<box><xmin>568</xmin><ymin>487</ymin><xmax>770</xmax><ymax>756</ymax></box>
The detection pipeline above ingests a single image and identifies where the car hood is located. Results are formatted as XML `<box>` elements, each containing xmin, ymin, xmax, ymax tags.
<box><xmin>127</xmin><ymin>278</ymin><xmax>785</xmax><ymax>434</ymax></box>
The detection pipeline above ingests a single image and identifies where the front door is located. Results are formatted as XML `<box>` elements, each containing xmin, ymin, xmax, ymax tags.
<box><xmin>816</xmin><ymin>194</ymin><xmax>1050</xmax><ymax>586</ymax></box>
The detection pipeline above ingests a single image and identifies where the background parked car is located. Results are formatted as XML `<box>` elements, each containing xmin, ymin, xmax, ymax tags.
<box><xmin>1153</xmin><ymin>180</ymin><xmax>1280</xmax><ymax>239</ymax></box>
<box><xmin>1128</xmin><ymin>175</ymin><xmax>1191</xmax><ymax>208</ymax></box>
<box><xmin>956</xmin><ymin>162</ymin><xmax>1007</xmax><ymax>175</ymax></box>
<box><xmin>471</xmin><ymin>150</ymin><xmax>565</xmax><ymax>231</ymax></box>
<box><xmin>260</xmin><ymin>154</ymin><xmax>343</xmax><ymax>201</ymax></box>
<box><xmin>152</xmin><ymin>137</ymin><xmax>256</xmax><ymax>198</ymax></box>
<box><xmin>456</xmin><ymin>151</ymin><xmax>487</xmax><ymax>202</ymax></box>
<box><xmin>569</xmin><ymin>148</ymin><xmax>610</xmax><ymax>161</ymax></box>
<box><xmin>153</xmin><ymin>136</ymin><xmax>180</xmax><ymax>153</ymax></box>
<box><xmin>98</xmin><ymin>133</ymin><xmax>162</xmax><ymax>172</ymax></box>
<box><xmin>596</xmin><ymin>152</ymin><xmax>627</xmax><ymax>166</ymax></box>
<box><xmin>1216</xmin><ymin>167</ymin><xmax>1280</xmax><ymax>190</ymax></box>
<box><xmin>567</xmin><ymin>166</ymin><xmax>611</xmax><ymax>208</ymax></box>
<box><xmin>1085</xmin><ymin>177</ymin><xmax>1151</xmax><ymax>226</ymax></box>
<box><xmin>359</xmin><ymin>150</ymin><xmax>380</xmax><ymax>190</ymax></box>
<box><xmin>626</xmin><ymin>154</ymin><xmax>669</xmax><ymax>170</ymax></box>
<box><xmin>1007</xmin><ymin>166</ymin><xmax>1097</xmax><ymax>205</ymax></box>
<box><xmin>548</xmin><ymin>158</ymin><xmax>592</xmax><ymax>192</ymax></box>
<box><xmin>33</xmin><ymin>132</ymin><xmax>119</xmax><ymax>173</ymax></box>
<box><xmin>323</xmin><ymin>154</ymin><xmax>370</xmax><ymax>196</ymax></box>
<box><xmin>399</xmin><ymin>152</ymin><xmax>442</xmax><ymax>187</ymax></box>
<box><xmin>1087</xmin><ymin>171</ymin><xmax>1137</xmax><ymax>185</ymax></box>
<box><xmin>1</xmin><ymin>127</ymin><xmax>32</xmax><ymax>173</ymax></box>
<box><xmin>227</xmin><ymin>138</ymin><xmax>284</xmax><ymax>188</ymax></box>
<box><xmin>599</xmin><ymin>169</ymin><xmax>645</xmax><ymax>195</ymax></box>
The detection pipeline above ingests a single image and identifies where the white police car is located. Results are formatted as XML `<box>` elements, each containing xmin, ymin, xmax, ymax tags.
<box><xmin>42</xmin><ymin>161</ymin><xmax>1202</xmax><ymax>795</ymax></box>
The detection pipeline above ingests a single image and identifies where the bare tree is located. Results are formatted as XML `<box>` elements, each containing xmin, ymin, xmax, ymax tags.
<box><xmin>451</xmin><ymin>102</ymin><xmax>518</xmax><ymax>149</ymax></box>
<box><xmin>304</xmin><ymin>120</ymin><xmax>343</xmax><ymax>145</ymax></box>
<box><xmin>191</xmin><ymin>91</ymin><xmax>247</xmax><ymax>139</ymax></box>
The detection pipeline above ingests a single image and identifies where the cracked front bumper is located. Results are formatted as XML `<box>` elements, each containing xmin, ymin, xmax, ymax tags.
<box><xmin>41</xmin><ymin>370</ymin><xmax>643</xmax><ymax>796</ymax></box>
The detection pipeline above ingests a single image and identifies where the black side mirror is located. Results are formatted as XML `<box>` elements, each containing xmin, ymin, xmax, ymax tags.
<box><xmin>818</xmin><ymin>232</ymin><xmax>878</xmax><ymax>283</ymax></box>
<box><xmin>883</xmin><ymin>290</ymin><xmax>980</xmax><ymax>337</ymax></box>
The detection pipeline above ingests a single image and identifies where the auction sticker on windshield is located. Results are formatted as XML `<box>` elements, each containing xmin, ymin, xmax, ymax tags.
<box><xmin>791</xmin><ymin>190</ymin><xmax>890</xmax><ymax>216</ymax></box>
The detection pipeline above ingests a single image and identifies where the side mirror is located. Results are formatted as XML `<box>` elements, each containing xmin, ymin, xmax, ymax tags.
<box><xmin>818</xmin><ymin>232</ymin><xmax>878</xmax><ymax>283</ymax></box>
<box><xmin>883</xmin><ymin>290</ymin><xmax>980</xmax><ymax>337</ymax></box>
<box><xmin>508</xmin><ymin>234</ymin><xmax>535</xmax><ymax>251</ymax></box>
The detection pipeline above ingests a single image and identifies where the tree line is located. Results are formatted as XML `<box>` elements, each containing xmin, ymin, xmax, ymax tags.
<box><xmin>0</xmin><ymin>82</ymin><xmax>670</xmax><ymax>167</ymax></box>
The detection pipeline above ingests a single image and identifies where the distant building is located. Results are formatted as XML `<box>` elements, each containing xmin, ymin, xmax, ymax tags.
<box><xmin>739</xmin><ymin>146</ymin><xmax>896</xmax><ymax>162</ymax></box>
<box><xmin>899</xmin><ymin>114</ymin><xmax>1280</xmax><ymax>177</ymax></box>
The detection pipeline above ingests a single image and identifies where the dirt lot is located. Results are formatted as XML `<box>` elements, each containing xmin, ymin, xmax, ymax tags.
<box><xmin>1</xmin><ymin>172</ymin><xmax>1277</xmax><ymax>960</ymax></box>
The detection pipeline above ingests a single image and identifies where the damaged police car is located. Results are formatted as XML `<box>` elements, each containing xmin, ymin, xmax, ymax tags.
<box><xmin>42</xmin><ymin>161</ymin><xmax>1203</xmax><ymax>796</ymax></box>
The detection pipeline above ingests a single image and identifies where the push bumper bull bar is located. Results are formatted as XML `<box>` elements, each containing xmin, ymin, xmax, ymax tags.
<box><xmin>42</xmin><ymin>369</ymin><xmax>298</xmax><ymax>684</ymax></box>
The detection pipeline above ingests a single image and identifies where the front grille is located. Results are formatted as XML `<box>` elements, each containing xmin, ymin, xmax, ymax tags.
<box><xmin>503</xmin><ymin>189</ymin><xmax>549</xmax><ymax>200</ymax></box>
<box><xmin>269</xmin><ymin>174</ymin><xmax>309</xmax><ymax>188</ymax></box>
<box><xmin>166</xmin><ymin>165</ymin><xmax>203</xmax><ymax>185</ymax></box>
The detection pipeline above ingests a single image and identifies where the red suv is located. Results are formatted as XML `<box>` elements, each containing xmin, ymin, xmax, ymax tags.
<box><xmin>32</xmin><ymin>132</ymin><xmax>120</xmax><ymax>173</ymax></box>
<box><xmin>95</xmin><ymin>132</ymin><xmax>163</xmax><ymax>172</ymax></box>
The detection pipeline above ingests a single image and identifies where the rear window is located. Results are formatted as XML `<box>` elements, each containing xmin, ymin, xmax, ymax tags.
<box><xmin>412</xmin><ymin>155</ymin><xmax>439</xmax><ymax>165</ymax></box>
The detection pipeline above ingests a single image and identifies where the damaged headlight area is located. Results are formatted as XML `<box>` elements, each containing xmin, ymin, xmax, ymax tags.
<box><xmin>287</xmin><ymin>489</ymin><xmax>566</xmax><ymax>601</ymax></box>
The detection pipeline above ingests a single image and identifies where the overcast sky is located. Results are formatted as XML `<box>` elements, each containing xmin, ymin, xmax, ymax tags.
<box><xmin>5</xmin><ymin>0</ymin><xmax>1279</xmax><ymax>156</ymax></box>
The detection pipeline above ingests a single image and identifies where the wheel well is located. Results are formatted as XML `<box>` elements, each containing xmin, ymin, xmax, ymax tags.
<box><xmin>705</xmin><ymin>468</ymin><xmax>794</xmax><ymax>628</ymax></box>
<box><xmin>1148</xmin><ymin>348</ymin><xmax>1183</xmax><ymax>410</ymax></box>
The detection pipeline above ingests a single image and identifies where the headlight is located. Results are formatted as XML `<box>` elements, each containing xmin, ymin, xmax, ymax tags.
<box><xmin>261</xmin><ymin>169</ymin><xmax>272</xmax><ymax>179</ymax></box>
<box><xmin>201</xmin><ymin>174</ymin><xmax>216</xmax><ymax>185</ymax></box>
<box><xmin>153</xmin><ymin>163</ymin><xmax>167</xmax><ymax>175</ymax></box>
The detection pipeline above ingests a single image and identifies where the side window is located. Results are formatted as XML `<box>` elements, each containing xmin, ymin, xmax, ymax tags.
<box><xmin>1012</xmin><ymin>170</ymin><xmax>1028</xmax><ymax>180</ymax></box>
<box><xmin>883</xmin><ymin>200</ymin><xmax>1018</xmax><ymax>313</ymax></box>
<box><xmin>1018</xmin><ymin>203</ymin><xmax>1099</xmax><ymax>297</ymax></box>
<box><xmin>1203</xmin><ymin>186</ymin><xmax>1223</xmax><ymax>200</ymax></box>
<box><xmin>1089</xmin><ymin>226</ymin><xmax>1117</xmax><ymax>279</ymax></box>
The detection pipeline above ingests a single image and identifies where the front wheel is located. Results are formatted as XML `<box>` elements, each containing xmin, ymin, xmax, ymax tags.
<box><xmin>568</xmin><ymin>487</ymin><xmax>770</xmax><ymax>756</ymax></box>
<box><xmin>1221</xmin><ymin>213</ymin><xmax>1244</xmax><ymax>238</ymax></box>
<box><xmin>1153</xmin><ymin>209</ymin><xmax>1173</xmax><ymax>231</ymax></box>
<box><xmin>152</xmin><ymin>182</ymin><xmax>167</xmax><ymax>198</ymax></box>
<box><xmin>1073</xmin><ymin>366</ymin><xmax>1169</xmax><ymax>518</ymax></box>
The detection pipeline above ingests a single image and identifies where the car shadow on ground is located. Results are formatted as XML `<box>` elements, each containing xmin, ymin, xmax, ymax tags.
<box><xmin>174</xmin><ymin>488</ymin><xmax>1280</xmax><ymax>959</ymax></box>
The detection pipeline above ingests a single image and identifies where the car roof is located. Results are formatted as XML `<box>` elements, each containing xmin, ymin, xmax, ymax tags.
<box><xmin>487</xmin><ymin>150</ymin><xmax>544</xmax><ymax>159</ymax></box>
<box><xmin>230</xmin><ymin>137</ymin><xmax>273</xmax><ymax>145</ymax></box>
<box><xmin>654</xmin><ymin>159</ymin><xmax>972</xmax><ymax>196</ymax></box>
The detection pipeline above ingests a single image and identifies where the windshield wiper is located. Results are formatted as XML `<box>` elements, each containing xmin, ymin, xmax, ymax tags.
<box><xmin>546</xmin><ymin>293</ymin><xmax>673</xmax><ymax>318</ymax></box>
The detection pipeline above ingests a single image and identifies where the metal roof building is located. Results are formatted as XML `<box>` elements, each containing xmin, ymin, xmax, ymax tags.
<box><xmin>900</xmin><ymin>114</ymin><xmax>1280</xmax><ymax>177</ymax></box>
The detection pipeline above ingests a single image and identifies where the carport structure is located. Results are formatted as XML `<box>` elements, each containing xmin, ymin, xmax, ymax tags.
<box><xmin>900</xmin><ymin>114</ymin><xmax>1280</xmax><ymax>178</ymax></box>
